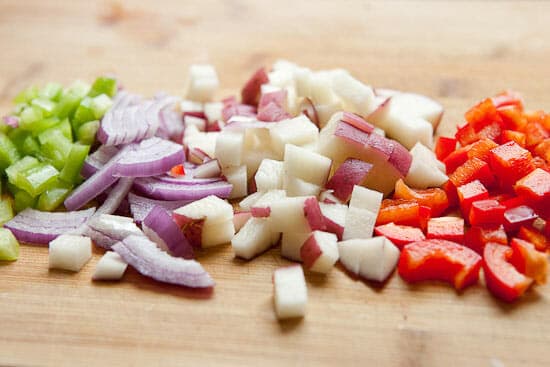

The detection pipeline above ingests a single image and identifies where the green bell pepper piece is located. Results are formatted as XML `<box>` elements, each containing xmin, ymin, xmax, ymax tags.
<box><xmin>5</xmin><ymin>156</ymin><xmax>40</xmax><ymax>185</ymax></box>
<box><xmin>0</xmin><ymin>196</ymin><xmax>14</xmax><ymax>226</ymax></box>
<box><xmin>0</xmin><ymin>228</ymin><xmax>19</xmax><ymax>261</ymax></box>
<box><xmin>0</xmin><ymin>133</ymin><xmax>21</xmax><ymax>170</ymax></box>
<box><xmin>39</xmin><ymin>83</ymin><xmax>63</xmax><ymax>101</ymax></box>
<box><xmin>88</xmin><ymin>76</ymin><xmax>117</xmax><ymax>98</ymax></box>
<box><xmin>13</xmin><ymin>86</ymin><xmax>39</xmax><ymax>104</ymax></box>
<box><xmin>91</xmin><ymin>94</ymin><xmax>113</xmax><ymax>120</ymax></box>
<box><xmin>16</xmin><ymin>163</ymin><xmax>59</xmax><ymax>197</ymax></box>
<box><xmin>31</xmin><ymin>98</ymin><xmax>57</xmax><ymax>117</ymax></box>
<box><xmin>76</xmin><ymin>120</ymin><xmax>99</xmax><ymax>145</ymax></box>
<box><xmin>59</xmin><ymin>143</ymin><xmax>90</xmax><ymax>184</ymax></box>
<box><xmin>14</xmin><ymin>190</ymin><xmax>37</xmax><ymax>212</ymax></box>
<box><xmin>36</xmin><ymin>180</ymin><xmax>73</xmax><ymax>211</ymax></box>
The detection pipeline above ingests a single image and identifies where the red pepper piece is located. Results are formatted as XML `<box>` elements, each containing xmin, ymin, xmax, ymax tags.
<box><xmin>508</xmin><ymin>238</ymin><xmax>548</xmax><ymax>284</ymax></box>
<box><xmin>455</xmin><ymin>123</ymin><xmax>479</xmax><ymax>146</ymax></box>
<box><xmin>435</xmin><ymin>136</ymin><xmax>457</xmax><ymax>161</ymax></box>
<box><xmin>483</xmin><ymin>243</ymin><xmax>534</xmax><ymax>302</ymax></box>
<box><xmin>426</xmin><ymin>217</ymin><xmax>464</xmax><ymax>243</ymax></box>
<box><xmin>492</xmin><ymin>90</ymin><xmax>524</xmax><ymax>110</ymax></box>
<box><xmin>393</xmin><ymin>179</ymin><xmax>449</xmax><ymax>217</ymax></box>
<box><xmin>374</xmin><ymin>222</ymin><xmax>426</xmax><ymax>249</ymax></box>
<box><xmin>464</xmin><ymin>225</ymin><xmax>507</xmax><ymax>254</ymax></box>
<box><xmin>169</xmin><ymin>164</ymin><xmax>185</xmax><ymax>177</ymax></box>
<box><xmin>503</xmin><ymin>205</ymin><xmax>538</xmax><ymax>233</ymax></box>
<box><xmin>468</xmin><ymin>199</ymin><xmax>506</xmax><ymax>226</ymax></box>
<box><xmin>518</xmin><ymin>226</ymin><xmax>549</xmax><ymax>252</ymax></box>
<box><xmin>501</xmin><ymin>129</ymin><xmax>526</xmax><ymax>147</ymax></box>
<box><xmin>443</xmin><ymin>146</ymin><xmax>469</xmax><ymax>174</ymax></box>
<box><xmin>501</xmin><ymin>196</ymin><xmax>526</xmax><ymax>210</ymax></box>
<box><xmin>488</xmin><ymin>141</ymin><xmax>535</xmax><ymax>189</ymax></box>
<box><xmin>466</xmin><ymin>139</ymin><xmax>499</xmax><ymax>162</ymax></box>
<box><xmin>457</xmin><ymin>180</ymin><xmax>489</xmax><ymax>218</ymax></box>
<box><xmin>514</xmin><ymin>168</ymin><xmax>550</xmax><ymax>211</ymax></box>
<box><xmin>465</xmin><ymin>98</ymin><xmax>502</xmax><ymax>132</ymax></box>
<box><xmin>497</xmin><ymin>106</ymin><xmax>527</xmax><ymax>131</ymax></box>
<box><xmin>532</xmin><ymin>157</ymin><xmax>550</xmax><ymax>172</ymax></box>
<box><xmin>450</xmin><ymin>158</ymin><xmax>495</xmax><ymax>188</ymax></box>
<box><xmin>524</xmin><ymin>121</ymin><xmax>549</xmax><ymax>149</ymax></box>
<box><xmin>476</xmin><ymin>121</ymin><xmax>502</xmax><ymax>143</ymax></box>
<box><xmin>376</xmin><ymin>199</ymin><xmax>431</xmax><ymax>230</ymax></box>
<box><xmin>398</xmin><ymin>239</ymin><xmax>482</xmax><ymax>290</ymax></box>
<box><xmin>534</xmin><ymin>139</ymin><xmax>550</xmax><ymax>163</ymax></box>
<box><xmin>442</xmin><ymin>180</ymin><xmax>458</xmax><ymax>208</ymax></box>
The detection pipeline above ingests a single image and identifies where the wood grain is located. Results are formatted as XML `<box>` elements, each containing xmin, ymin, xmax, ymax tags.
<box><xmin>1</xmin><ymin>1</ymin><xmax>550</xmax><ymax>366</ymax></box>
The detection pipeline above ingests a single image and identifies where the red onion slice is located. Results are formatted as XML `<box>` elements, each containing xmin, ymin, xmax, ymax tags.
<box><xmin>133</xmin><ymin>176</ymin><xmax>233</xmax><ymax>201</ymax></box>
<box><xmin>3</xmin><ymin>115</ymin><xmax>19</xmax><ymax>128</ymax></box>
<box><xmin>113</xmin><ymin>235</ymin><xmax>215</xmax><ymax>288</ymax></box>
<box><xmin>128</xmin><ymin>193</ymin><xmax>191</xmax><ymax>224</ymax></box>
<box><xmin>82</xmin><ymin>146</ymin><xmax>120</xmax><ymax>179</ymax></box>
<box><xmin>4</xmin><ymin>207</ymin><xmax>95</xmax><ymax>244</ymax></box>
<box><xmin>143</xmin><ymin>205</ymin><xmax>194</xmax><ymax>259</ymax></box>
<box><xmin>96</xmin><ymin>178</ymin><xmax>134</xmax><ymax>215</ymax></box>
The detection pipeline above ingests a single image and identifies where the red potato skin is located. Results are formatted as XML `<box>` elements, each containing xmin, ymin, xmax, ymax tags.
<box><xmin>340</xmin><ymin>112</ymin><xmax>375</xmax><ymax>134</ymax></box>
<box><xmin>323</xmin><ymin>217</ymin><xmax>344</xmax><ymax>241</ymax></box>
<box><xmin>299</xmin><ymin>97</ymin><xmax>320</xmax><ymax>127</ymax></box>
<box><xmin>304</xmin><ymin>198</ymin><xmax>327</xmax><ymax>231</ymax></box>
<box><xmin>241</xmin><ymin>67</ymin><xmax>269</xmax><ymax>106</ymax></box>
<box><xmin>172</xmin><ymin>213</ymin><xmax>205</xmax><ymax>248</ymax></box>
<box><xmin>300</xmin><ymin>234</ymin><xmax>323</xmax><ymax>270</ymax></box>
<box><xmin>251</xmin><ymin>206</ymin><xmax>270</xmax><ymax>218</ymax></box>
<box><xmin>483</xmin><ymin>243</ymin><xmax>533</xmax><ymax>302</ymax></box>
<box><xmin>398</xmin><ymin>239</ymin><xmax>482</xmax><ymax>290</ymax></box>
<box><xmin>334</xmin><ymin>121</ymin><xmax>370</xmax><ymax>147</ymax></box>
<box><xmin>325</xmin><ymin>158</ymin><xmax>373</xmax><ymax>203</ymax></box>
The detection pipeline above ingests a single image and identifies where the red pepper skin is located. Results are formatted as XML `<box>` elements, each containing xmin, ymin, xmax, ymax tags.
<box><xmin>435</xmin><ymin>136</ymin><xmax>457</xmax><ymax>161</ymax></box>
<box><xmin>508</xmin><ymin>238</ymin><xmax>548</xmax><ymax>285</ymax></box>
<box><xmin>468</xmin><ymin>199</ymin><xmax>506</xmax><ymax>226</ymax></box>
<box><xmin>374</xmin><ymin>222</ymin><xmax>426</xmax><ymax>249</ymax></box>
<box><xmin>524</xmin><ymin>121</ymin><xmax>549</xmax><ymax>149</ymax></box>
<box><xmin>492</xmin><ymin>90</ymin><xmax>524</xmax><ymax>110</ymax></box>
<box><xmin>455</xmin><ymin>123</ymin><xmax>479</xmax><ymax>147</ymax></box>
<box><xmin>450</xmin><ymin>158</ymin><xmax>495</xmax><ymax>188</ymax></box>
<box><xmin>442</xmin><ymin>180</ymin><xmax>459</xmax><ymax>208</ymax></box>
<box><xmin>444</xmin><ymin>146</ymin><xmax>469</xmax><ymax>174</ymax></box>
<box><xmin>501</xmin><ymin>130</ymin><xmax>526</xmax><ymax>147</ymax></box>
<box><xmin>398</xmin><ymin>239</ymin><xmax>482</xmax><ymax>290</ymax></box>
<box><xmin>376</xmin><ymin>199</ymin><xmax>431</xmax><ymax>230</ymax></box>
<box><xmin>467</xmin><ymin>139</ymin><xmax>499</xmax><ymax>162</ymax></box>
<box><xmin>426</xmin><ymin>217</ymin><xmax>464</xmax><ymax>243</ymax></box>
<box><xmin>514</xmin><ymin>168</ymin><xmax>550</xmax><ymax>211</ymax></box>
<box><xmin>393</xmin><ymin>179</ymin><xmax>449</xmax><ymax>217</ymax></box>
<box><xmin>503</xmin><ymin>205</ymin><xmax>538</xmax><ymax>233</ymax></box>
<box><xmin>483</xmin><ymin>243</ymin><xmax>533</xmax><ymax>302</ymax></box>
<box><xmin>518</xmin><ymin>226</ymin><xmax>549</xmax><ymax>252</ymax></box>
<box><xmin>464</xmin><ymin>225</ymin><xmax>508</xmax><ymax>255</ymax></box>
<box><xmin>488</xmin><ymin>141</ymin><xmax>535</xmax><ymax>190</ymax></box>
<box><xmin>465</xmin><ymin>98</ymin><xmax>502</xmax><ymax>132</ymax></box>
<box><xmin>457</xmin><ymin>180</ymin><xmax>489</xmax><ymax>218</ymax></box>
<box><xmin>534</xmin><ymin>139</ymin><xmax>550</xmax><ymax>163</ymax></box>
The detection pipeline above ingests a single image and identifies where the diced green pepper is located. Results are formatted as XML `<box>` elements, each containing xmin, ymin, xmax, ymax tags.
<box><xmin>59</xmin><ymin>143</ymin><xmax>90</xmax><ymax>184</ymax></box>
<box><xmin>16</xmin><ymin>163</ymin><xmax>59</xmax><ymax>197</ymax></box>
<box><xmin>91</xmin><ymin>94</ymin><xmax>113</xmax><ymax>120</ymax></box>
<box><xmin>38</xmin><ymin>129</ymin><xmax>72</xmax><ymax>170</ymax></box>
<box><xmin>36</xmin><ymin>118</ymin><xmax>72</xmax><ymax>140</ymax></box>
<box><xmin>36</xmin><ymin>180</ymin><xmax>73</xmax><ymax>211</ymax></box>
<box><xmin>14</xmin><ymin>190</ymin><xmax>37</xmax><ymax>212</ymax></box>
<box><xmin>76</xmin><ymin>120</ymin><xmax>99</xmax><ymax>145</ymax></box>
<box><xmin>66</xmin><ymin>80</ymin><xmax>90</xmax><ymax>99</ymax></box>
<box><xmin>0</xmin><ymin>196</ymin><xmax>14</xmax><ymax>225</ymax></box>
<box><xmin>19</xmin><ymin>106</ymin><xmax>44</xmax><ymax>128</ymax></box>
<box><xmin>21</xmin><ymin>135</ymin><xmax>40</xmax><ymax>156</ymax></box>
<box><xmin>31</xmin><ymin>98</ymin><xmax>57</xmax><ymax>116</ymax></box>
<box><xmin>5</xmin><ymin>156</ymin><xmax>40</xmax><ymax>185</ymax></box>
<box><xmin>72</xmin><ymin>97</ymin><xmax>95</xmax><ymax>129</ymax></box>
<box><xmin>88</xmin><ymin>76</ymin><xmax>117</xmax><ymax>98</ymax></box>
<box><xmin>7</xmin><ymin>129</ymin><xmax>30</xmax><ymax>152</ymax></box>
<box><xmin>39</xmin><ymin>83</ymin><xmax>63</xmax><ymax>101</ymax></box>
<box><xmin>54</xmin><ymin>91</ymin><xmax>83</xmax><ymax>120</ymax></box>
<box><xmin>22</xmin><ymin>116</ymin><xmax>60</xmax><ymax>135</ymax></box>
<box><xmin>13</xmin><ymin>86</ymin><xmax>39</xmax><ymax>104</ymax></box>
<box><xmin>0</xmin><ymin>133</ymin><xmax>21</xmax><ymax>170</ymax></box>
<box><xmin>0</xmin><ymin>228</ymin><xmax>19</xmax><ymax>261</ymax></box>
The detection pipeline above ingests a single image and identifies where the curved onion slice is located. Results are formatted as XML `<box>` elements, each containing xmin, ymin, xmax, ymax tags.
<box><xmin>113</xmin><ymin>235</ymin><xmax>214</xmax><ymax>288</ymax></box>
<box><xmin>157</xmin><ymin>104</ymin><xmax>184</xmax><ymax>142</ymax></box>
<box><xmin>128</xmin><ymin>193</ymin><xmax>191</xmax><ymax>224</ymax></box>
<box><xmin>3</xmin><ymin>115</ymin><xmax>19</xmax><ymax>128</ymax></box>
<box><xmin>96</xmin><ymin>178</ymin><xmax>134</xmax><ymax>216</ymax></box>
<box><xmin>133</xmin><ymin>176</ymin><xmax>232</xmax><ymax>201</ymax></box>
<box><xmin>113</xmin><ymin>137</ymin><xmax>185</xmax><ymax>177</ymax></box>
<box><xmin>81</xmin><ymin>146</ymin><xmax>120</xmax><ymax>178</ymax></box>
<box><xmin>4</xmin><ymin>207</ymin><xmax>95</xmax><ymax>244</ymax></box>
<box><xmin>143</xmin><ymin>206</ymin><xmax>194</xmax><ymax>259</ymax></box>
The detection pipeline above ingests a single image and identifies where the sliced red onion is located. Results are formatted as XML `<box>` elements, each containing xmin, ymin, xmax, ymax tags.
<box><xmin>143</xmin><ymin>206</ymin><xmax>194</xmax><ymax>259</ymax></box>
<box><xmin>113</xmin><ymin>235</ymin><xmax>215</xmax><ymax>288</ymax></box>
<box><xmin>81</xmin><ymin>146</ymin><xmax>120</xmax><ymax>179</ymax></box>
<box><xmin>128</xmin><ymin>193</ymin><xmax>191</xmax><ymax>224</ymax></box>
<box><xmin>4</xmin><ymin>207</ymin><xmax>95</xmax><ymax>244</ymax></box>
<box><xmin>193</xmin><ymin>159</ymin><xmax>221</xmax><ymax>179</ymax></box>
<box><xmin>113</xmin><ymin>137</ymin><xmax>185</xmax><ymax>177</ymax></box>
<box><xmin>87</xmin><ymin>214</ymin><xmax>143</xmax><ymax>243</ymax></box>
<box><xmin>157</xmin><ymin>104</ymin><xmax>184</xmax><ymax>142</ymax></box>
<box><xmin>155</xmin><ymin>173</ymin><xmax>222</xmax><ymax>185</ymax></box>
<box><xmin>187</xmin><ymin>147</ymin><xmax>212</xmax><ymax>164</ymax></box>
<box><xmin>2</xmin><ymin>115</ymin><xmax>19</xmax><ymax>128</ymax></box>
<box><xmin>65</xmin><ymin>146</ymin><xmax>130</xmax><ymax>211</ymax></box>
<box><xmin>95</xmin><ymin>178</ymin><xmax>134</xmax><ymax>215</ymax></box>
<box><xmin>133</xmin><ymin>176</ymin><xmax>233</xmax><ymax>201</ymax></box>
<box><xmin>81</xmin><ymin>224</ymin><xmax>118</xmax><ymax>249</ymax></box>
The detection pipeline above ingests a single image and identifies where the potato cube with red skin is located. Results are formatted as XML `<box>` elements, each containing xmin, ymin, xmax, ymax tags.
<box><xmin>483</xmin><ymin>243</ymin><xmax>533</xmax><ymax>302</ymax></box>
<box><xmin>508</xmin><ymin>238</ymin><xmax>548</xmax><ymax>285</ymax></box>
<box><xmin>340</xmin><ymin>112</ymin><xmax>375</xmax><ymax>134</ymax></box>
<box><xmin>450</xmin><ymin>158</ymin><xmax>495</xmax><ymax>188</ymax></box>
<box><xmin>435</xmin><ymin>136</ymin><xmax>457</xmax><ymax>161</ymax></box>
<box><xmin>241</xmin><ymin>67</ymin><xmax>269</xmax><ymax>106</ymax></box>
<box><xmin>464</xmin><ymin>225</ymin><xmax>508</xmax><ymax>255</ymax></box>
<box><xmin>426</xmin><ymin>217</ymin><xmax>464</xmax><ymax>243</ymax></box>
<box><xmin>394</xmin><ymin>179</ymin><xmax>449</xmax><ymax>217</ymax></box>
<box><xmin>374</xmin><ymin>222</ymin><xmax>426</xmax><ymax>249</ymax></box>
<box><xmin>514</xmin><ymin>168</ymin><xmax>550</xmax><ymax>210</ymax></box>
<box><xmin>488</xmin><ymin>141</ymin><xmax>535</xmax><ymax>189</ymax></box>
<box><xmin>325</xmin><ymin>158</ymin><xmax>373</xmax><ymax>203</ymax></box>
<box><xmin>468</xmin><ymin>199</ymin><xmax>506</xmax><ymax>226</ymax></box>
<box><xmin>518</xmin><ymin>226</ymin><xmax>549</xmax><ymax>252</ymax></box>
<box><xmin>457</xmin><ymin>180</ymin><xmax>489</xmax><ymax>218</ymax></box>
<box><xmin>300</xmin><ymin>231</ymin><xmax>339</xmax><ymax>274</ymax></box>
<box><xmin>503</xmin><ymin>205</ymin><xmax>538</xmax><ymax>233</ymax></box>
<box><xmin>398</xmin><ymin>239</ymin><xmax>482</xmax><ymax>290</ymax></box>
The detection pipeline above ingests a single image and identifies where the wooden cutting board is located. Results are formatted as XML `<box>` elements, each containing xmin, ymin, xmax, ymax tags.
<box><xmin>1</xmin><ymin>1</ymin><xmax>549</xmax><ymax>366</ymax></box>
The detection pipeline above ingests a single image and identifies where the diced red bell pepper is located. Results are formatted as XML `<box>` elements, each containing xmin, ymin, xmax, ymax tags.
<box><xmin>532</xmin><ymin>157</ymin><xmax>550</xmax><ymax>172</ymax></box>
<box><xmin>497</xmin><ymin>106</ymin><xmax>527</xmax><ymax>132</ymax></box>
<box><xmin>518</xmin><ymin>225</ymin><xmax>549</xmax><ymax>252</ymax></box>
<box><xmin>442</xmin><ymin>180</ymin><xmax>458</xmax><ymax>208</ymax></box>
<box><xmin>492</xmin><ymin>90</ymin><xmax>524</xmax><ymax>110</ymax></box>
<box><xmin>455</xmin><ymin>123</ymin><xmax>479</xmax><ymax>146</ymax></box>
<box><xmin>393</xmin><ymin>179</ymin><xmax>449</xmax><ymax>217</ymax></box>
<box><xmin>508</xmin><ymin>238</ymin><xmax>548</xmax><ymax>284</ymax></box>
<box><xmin>426</xmin><ymin>217</ymin><xmax>464</xmax><ymax>243</ymax></box>
<box><xmin>514</xmin><ymin>168</ymin><xmax>550</xmax><ymax>211</ymax></box>
<box><xmin>534</xmin><ymin>139</ymin><xmax>550</xmax><ymax>163</ymax></box>
<box><xmin>483</xmin><ymin>243</ymin><xmax>533</xmax><ymax>302</ymax></box>
<box><xmin>465</xmin><ymin>98</ymin><xmax>502</xmax><ymax>132</ymax></box>
<box><xmin>457</xmin><ymin>180</ymin><xmax>489</xmax><ymax>217</ymax></box>
<box><xmin>450</xmin><ymin>158</ymin><xmax>495</xmax><ymax>188</ymax></box>
<box><xmin>466</xmin><ymin>139</ymin><xmax>499</xmax><ymax>162</ymax></box>
<box><xmin>503</xmin><ymin>205</ymin><xmax>538</xmax><ymax>233</ymax></box>
<box><xmin>169</xmin><ymin>164</ymin><xmax>185</xmax><ymax>177</ymax></box>
<box><xmin>443</xmin><ymin>146</ymin><xmax>469</xmax><ymax>174</ymax></box>
<box><xmin>501</xmin><ymin>129</ymin><xmax>526</xmax><ymax>147</ymax></box>
<box><xmin>524</xmin><ymin>121</ymin><xmax>549</xmax><ymax>149</ymax></box>
<box><xmin>376</xmin><ymin>199</ymin><xmax>431</xmax><ymax>230</ymax></box>
<box><xmin>525</xmin><ymin>110</ymin><xmax>547</xmax><ymax>124</ymax></box>
<box><xmin>464</xmin><ymin>225</ymin><xmax>507</xmax><ymax>255</ymax></box>
<box><xmin>476</xmin><ymin>121</ymin><xmax>502</xmax><ymax>143</ymax></box>
<box><xmin>468</xmin><ymin>199</ymin><xmax>506</xmax><ymax>226</ymax></box>
<box><xmin>488</xmin><ymin>141</ymin><xmax>535</xmax><ymax>189</ymax></box>
<box><xmin>398</xmin><ymin>239</ymin><xmax>482</xmax><ymax>290</ymax></box>
<box><xmin>435</xmin><ymin>136</ymin><xmax>457</xmax><ymax>161</ymax></box>
<box><xmin>374</xmin><ymin>222</ymin><xmax>426</xmax><ymax>249</ymax></box>
<box><xmin>500</xmin><ymin>196</ymin><xmax>526</xmax><ymax>210</ymax></box>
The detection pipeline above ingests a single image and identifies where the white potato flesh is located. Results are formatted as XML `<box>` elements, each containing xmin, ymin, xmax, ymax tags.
<box><xmin>255</xmin><ymin>159</ymin><xmax>284</xmax><ymax>192</ymax></box>
<box><xmin>232</xmin><ymin>218</ymin><xmax>273</xmax><ymax>260</ymax></box>
<box><xmin>269</xmin><ymin>196</ymin><xmax>311</xmax><ymax>234</ymax></box>
<box><xmin>330</xmin><ymin>70</ymin><xmax>376</xmax><ymax>117</ymax></box>
<box><xmin>281</xmin><ymin>232</ymin><xmax>310</xmax><ymax>262</ymax></box>
<box><xmin>302</xmin><ymin>231</ymin><xmax>339</xmax><ymax>274</ymax></box>
<box><xmin>92</xmin><ymin>251</ymin><xmax>128</xmax><ymax>280</ymax></box>
<box><xmin>269</xmin><ymin>115</ymin><xmax>318</xmax><ymax>156</ymax></box>
<box><xmin>410</xmin><ymin>142</ymin><xmax>446</xmax><ymax>173</ymax></box>
<box><xmin>284</xmin><ymin>176</ymin><xmax>321</xmax><ymax>198</ymax></box>
<box><xmin>239</xmin><ymin>191</ymin><xmax>264</xmax><ymax>211</ymax></box>
<box><xmin>273</xmin><ymin>265</ymin><xmax>308</xmax><ymax>319</ymax></box>
<box><xmin>185</xmin><ymin>64</ymin><xmax>219</xmax><ymax>102</ymax></box>
<box><xmin>215</xmin><ymin>131</ymin><xmax>244</xmax><ymax>168</ymax></box>
<box><xmin>319</xmin><ymin>202</ymin><xmax>347</xmax><ymax>228</ymax></box>
<box><xmin>342</xmin><ymin>207</ymin><xmax>377</xmax><ymax>240</ymax></box>
<box><xmin>173</xmin><ymin>195</ymin><xmax>233</xmax><ymax>226</ymax></box>
<box><xmin>283</xmin><ymin>144</ymin><xmax>332</xmax><ymax>187</ymax></box>
<box><xmin>405</xmin><ymin>157</ymin><xmax>449</xmax><ymax>189</ymax></box>
<box><xmin>49</xmin><ymin>235</ymin><xmax>92</xmax><ymax>272</ymax></box>
<box><xmin>349</xmin><ymin>185</ymin><xmax>383</xmax><ymax>214</ymax></box>
<box><xmin>204</xmin><ymin>102</ymin><xmax>223</xmax><ymax>123</ymax></box>
<box><xmin>202</xmin><ymin>219</ymin><xmax>235</xmax><ymax>248</ymax></box>
<box><xmin>223</xmin><ymin>165</ymin><xmax>248</xmax><ymax>199</ymax></box>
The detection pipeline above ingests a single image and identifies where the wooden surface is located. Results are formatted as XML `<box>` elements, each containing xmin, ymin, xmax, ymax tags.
<box><xmin>1</xmin><ymin>1</ymin><xmax>550</xmax><ymax>366</ymax></box>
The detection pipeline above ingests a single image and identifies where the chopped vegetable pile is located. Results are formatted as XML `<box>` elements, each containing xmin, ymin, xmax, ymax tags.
<box><xmin>1</xmin><ymin>61</ymin><xmax>549</xmax><ymax>321</ymax></box>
